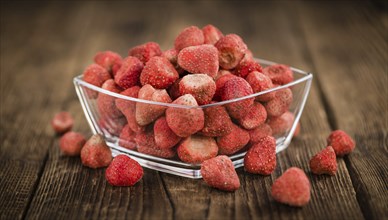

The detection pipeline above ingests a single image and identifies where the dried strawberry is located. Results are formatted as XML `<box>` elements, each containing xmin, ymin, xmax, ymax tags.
<box><xmin>94</xmin><ymin>51</ymin><xmax>122</xmax><ymax>76</ymax></box>
<box><xmin>179</xmin><ymin>74</ymin><xmax>216</xmax><ymax>105</ymax></box>
<box><xmin>263</xmin><ymin>64</ymin><xmax>294</xmax><ymax>85</ymax></box>
<box><xmin>271</xmin><ymin>167</ymin><xmax>311</xmax><ymax>207</ymax></box>
<box><xmin>51</xmin><ymin>112</ymin><xmax>74</xmax><ymax>134</ymax></box>
<box><xmin>177</xmin><ymin>135</ymin><xmax>218</xmax><ymax>163</ymax></box>
<box><xmin>140</xmin><ymin>56</ymin><xmax>179</xmax><ymax>89</ymax></box>
<box><xmin>310</xmin><ymin>146</ymin><xmax>337</xmax><ymax>175</ymax></box>
<box><xmin>115</xmin><ymin>86</ymin><xmax>144</xmax><ymax>133</ymax></box>
<box><xmin>244</xmin><ymin>136</ymin><xmax>276</xmax><ymax>175</ymax></box>
<box><xmin>128</xmin><ymin>42</ymin><xmax>162</xmax><ymax>64</ymax></box>
<box><xmin>215</xmin><ymin>34</ymin><xmax>247</xmax><ymax>69</ymax></box>
<box><xmin>245</xmin><ymin>71</ymin><xmax>275</xmax><ymax>102</ymax></box>
<box><xmin>165</xmin><ymin>94</ymin><xmax>205</xmax><ymax>137</ymax></box>
<box><xmin>174</xmin><ymin>26</ymin><xmax>204</xmax><ymax>51</ymax></box>
<box><xmin>135</xmin><ymin>84</ymin><xmax>172</xmax><ymax>126</ymax></box>
<box><xmin>154</xmin><ymin>116</ymin><xmax>181</xmax><ymax>149</ymax></box>
<box><xmin>177</xmin><ymin>44</ymin><xmax>219</xmax><ymax>78</ymax></box>
<box><xmin>238</xmin><ymin>102</ymin><xmax>267</xmax><ymax>130</ymax></box>
<box><xmin>233</xmin><ymin>59</ymin><xmax>263</xmax><ymax>78</ymax></box>
<box><xmin>264</xmin><ymin>87</ymin><xmax>293</xmax><ymax>117</ymax></box>
<box><xmin>267</xmin><ymin>111</ymin><xmax>295</xmax><ymax>136</ymax></box>
<box><xmin>119</xmin><ymin>124</ymin><xmax>137</xmax><ymax>150</ymax></box>
<box><xmin>221</xmin><ymin>77</ymin><xmax>254</xmax><ymax>119</ymax></box>
<box><xmin>202</xmin><ymin>24</ymin><xmax>223</xmax><ymax>45</ymax></box>
<box><xmin>249</xmin><ymin>123</ymin><xmax>273</xmax><ymax>144</ymax></box>
<box><xmin>97</xmin><ymin>79</ymin><xmax>123</xmax><ymax>119</ymax></box>
<box><xmin>217</xmin><ymin>124</ymin><xmax>250</xmax><ymax>155</ymax></box>
<box><xmin>200</xmin><ymin>104</ymin><xmax>233</xmax><ymax>137</ymax></box>
<box><xmin>106</xmin><ymin>155</ymin><xmax>143</xmax><ymax>186</ymax></box>
<box><xmin>327</xmin><ymin>130</ymin><xmax>356</xmax><ymax>157</ymax></box>
<box><xmin>201</xmin><ymin>155</ymin><xmax>240</xmax><ymax>191</ymax></box>
<box><xmin>59</xmin><ymin>131</ymin><xmax>86</xmax><ymax>156</ymax></box>
<box><xmin>81</xmin><ymin>134</ymin><xmax>112</xmax><ymax>169</ymax></box>
<box><xmin>114</xmin><ymin>56</ymin><xmax>144</xmax><ymax>89</ymax></box>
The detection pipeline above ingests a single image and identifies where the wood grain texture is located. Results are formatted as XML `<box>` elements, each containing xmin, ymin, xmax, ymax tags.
<box><xmin>0</xmin><ymin>160</ymin><xmax>45</xmax><ymax>219</ymax></box>
<box><xmin>0</xmin><ymin>1</ymin><xmax>95</xmax><ymax>218</ymax></box>
<box><xmin>151</xmin><ymin>1</ymin><xmax>364</xmax><ymax>220</ymax></box>
<box><xmin>0</xmin><ymin>1</ymin><xmax>386</xmax><ymax>220</ymax></box>
<box><xmin>297</xmin><ymin>2</ymin><xmax>388</xmax><ymax>219</ymax></box>
<box><xmin>24</xmin><ymin>2</ymin><xmax>175</xmax><ymax>219</ymax></box>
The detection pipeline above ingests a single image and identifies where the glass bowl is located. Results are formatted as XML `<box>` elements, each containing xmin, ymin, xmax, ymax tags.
<box><xmin>73</xmin><ymin>58</ymin><xmax>313</xmax><ymax>178</ymax></box>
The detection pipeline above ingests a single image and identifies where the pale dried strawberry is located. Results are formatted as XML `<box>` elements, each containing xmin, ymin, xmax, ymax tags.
<box><xmin>271</xmin><ymin>167</ymin><xmax>311</xmax><ymax>207</ymax></box>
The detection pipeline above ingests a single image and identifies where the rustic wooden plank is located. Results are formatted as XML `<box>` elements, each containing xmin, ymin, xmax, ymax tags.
<box><xmin>24</xmin><ymin>1</ymin><xmax>174</xmax><ymax>219</ymax></box>
<box><xmin>0</xmin><ymin>160</ymin><xmax>45</xmax><ymax>219</ymax></box>
<box><xmin>2</xmin><ymin>1</ymin><xmax>384</xmax><ymax>219</ymax></box>
<box><xmin>297</xmin><ymin>1</ymin><xmax>388</xmax><ymax>219</ymax></box>
<box><xmin>0</xmin><ymin>2</ymin><xmax>98</xmax><ymax>219</ymax></box>
<box><xmin>24</xmin><ymin>144</ymin><xmax>173</xmax><ymax>219</ymax></box>
<box><xmin>160</xmin><ymin>1</ymin><xmax>363</xmax><ymax>220</ymax></box>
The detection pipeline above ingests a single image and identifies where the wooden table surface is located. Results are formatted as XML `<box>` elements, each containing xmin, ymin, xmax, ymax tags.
<box><xmin>1</xmin><ymin>1</ymin><xmax>387</xmax><ymax>219</ymax></box>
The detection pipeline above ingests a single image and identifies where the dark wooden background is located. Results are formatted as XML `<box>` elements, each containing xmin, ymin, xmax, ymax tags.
<box><xmin>1</xmin><ymin>1</ymin><xmax>387</xmax><ymax>219</ymax></box>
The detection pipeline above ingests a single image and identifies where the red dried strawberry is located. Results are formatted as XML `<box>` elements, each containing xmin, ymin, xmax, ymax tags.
<box><xmin>238</xmin><ymin>102</ymin><xmax>267</xmax><ymax>130</ymax></box>
<box><xmin>165</xmin><ymin>94</ymin><xmax>205</xmax><ymax>137</ymax></box>
<box><xmin>244</xmin><ymin>136</ymin><xmax>276</xmax><ymax>175</ymax></box>
<box><xmin>310</xmin><ymin>146</ymin><xmax>337</xmax><ymax>175</ymax></box>
<box><xmin>59</xmin><ymin>131</ymin><xmax>86</xmax><ymax>156</ymax></box>
<box><xmin>81</xmin><ymin>134</ymin><xmax>112</xmax><ymax>169</ymax></box>
<box><xmin>174</xmin><ymin>26</ymin><xmax>204</xmax><ymax>51</ymax></box>
<box><xmin>245</xmin><ymin>71</ymin><xmax>275</xmax><ymax>102</ymax></box>
<box><xmin>233</xmin><ymin>59</ymin><xmax>263</xmax><ymax>78</ymax></box>
<box><xmin>217</xmin><ymin>124</ymin><xmax>250</xmax><ymax>155</ymax></box>
<box><xmin>115</xmin><ymin>86</ymin><xmax>144</xmax><ymax>133</ymax></box>
<box><xmin>154</xmin><ymin>116</ymin><xmax>181</xmax><ymax>149</ymax></box>
<box><xmin>201</xmin><ymin>155</ymin><xmax>240</xmax><ymax>191</ymax></box>
<box><xmin>200</xmin><ymin>104</ymin><xmax>233</xmax><ymax>137</ymax></box>
<box><xmin>128</xmin><ymin>42</ymin><xmax>162</xmax><ymax>64</ymax></box>
<box><xmin>83</xmin><ymin>64</ymin><xmax>112</xmax><ymax>88</ymax></box>
<box><xmin>135</xmin><ymin>84</ymin><xmax>172</xmax><ymax>126</ymax></box>
<box><xmin>267</xmin><ymin>111</ymin><xmax>295</xmax><ymax>137</ymax></box>
<box><xmin>83</xmin><ymin>64</ymin><xmax>112</xmax><ymax>98</ymax></box>
<box><xmin>119</xmin><ymin>124</ymin><xmax>137</xmax><ymax>150</ymax></box>
<box><xmin>114</xmin><ymin>56</ymin><xmax>144</xmax><ymax>89</ymax></box>
<box><xmin>94</xmin><ymin>51</ymin><xmax>122</xmax><ymax>76</ymax></box>
<box><xmin>135</xmin><ymin>127</ymin><xmax>176</xmax><ymax>158</ymax></box>
<box><xmin>106</xmin><ymin>155</ymin><xmax>143</xmax><ymax>186</ymax></box>
<box><xmin>249</xmin><ymin>123</ymin><xmax>273</xmax><ymax>144</ymax></box>
<box><xmin>51</xmin><ymin>112</ymin><xmax>74</xmax><ymax>134</ymax></box>
<box><xmin>177</xmin><ymin>44</ymin><xmax>219</xmax><ymax>78</ymax></box>
<box><xmin>264</xmin><ymin>87</ymin><xmax>293</xmax><ymax>117</ymax></box>
<box><xmin>263</xmin><ymin>64</ymin><xmax>294</xmax><ymax>85</ymax></box>
<box><xmin>327</xmin><ymin>130</ymin><xmax>356</xmax><ymax>157</ymax></box>
<box><xmin>137</xmin><ymin>144</ymin><xmax>176</xmax><ymax>158</ymax></box>
<box><xmin>221</xmin><ymin>77</ymin><xmax>254</xmax><ymax>119</ymax></box>
<box><xmin>140</xmin><ymin>56</ymin><xmax>179</xmax><ymax>89</ymax></box>
<box><xmin>97</xmin><ymin>79</ymin><xmax>123</xmax><ymax>119</ymax></box>
<box><xmin>202</xmin><ymin>24</ymin><xmax>223</xmax><ymax>45</ymax></box>
<box><xmin>215</xmin><ymin>34</ymin><xmax>247</xmax><ymax>69</ymax></box>
<box><xmin>213</xmin><ymin>73</ymin><xmax>237</xmax><ymax>101</ymax></box>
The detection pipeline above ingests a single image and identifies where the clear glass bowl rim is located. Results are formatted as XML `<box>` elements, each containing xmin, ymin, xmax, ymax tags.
<box><xmin>73</xmin><ymin>58</ymin><xmax>313</xmax><ymax>109</ymax></box>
